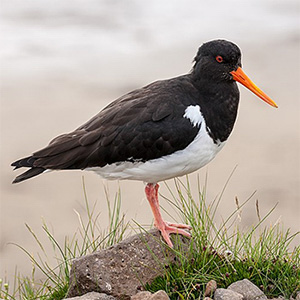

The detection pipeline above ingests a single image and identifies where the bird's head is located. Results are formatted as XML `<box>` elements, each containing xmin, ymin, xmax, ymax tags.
<box><xmin>192</xmin><ymin>39</ymin><xmax>278</xmax><ymax>108</ymax></box>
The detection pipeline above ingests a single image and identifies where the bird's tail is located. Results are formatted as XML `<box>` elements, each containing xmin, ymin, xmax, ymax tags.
<box><xmin>11</xmin><ymin>156</ymin><xmax>46</xmax><ymax>184</ymax></box>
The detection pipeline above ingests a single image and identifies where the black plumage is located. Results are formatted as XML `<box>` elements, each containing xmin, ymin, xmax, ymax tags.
<box><xmin>12</xmin><ymin>39</ymin><xmax>275</xmax><ymax>185</ymax></box>
<box><xmin>12</xmin><ymin>77</ymin><xmax>203</xmax><ymax>183</ymax></box>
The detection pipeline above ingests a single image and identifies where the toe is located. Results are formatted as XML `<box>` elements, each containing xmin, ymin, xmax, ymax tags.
<box><xmin>155</xmin><ymin>221</ymin><xmax>192</xmax><ymax>248</ymax></box>
<box><xmin>160</xmin><ymin>229</ymin><xmax>174</xmax><ymax>248</ymax></box>
<box><xmin>166</xmin><ymin>226</ymin><xmax>191</xmax><ymax>238</ymax></box>
<box><xmin>165</xmin><ymin>222</ymin><xmax>192</xmax><ymax>230</ymax></box>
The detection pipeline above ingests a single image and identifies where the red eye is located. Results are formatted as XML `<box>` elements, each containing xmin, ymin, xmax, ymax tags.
<box><xmin>216</xmin><ymin>55</ymin><xmax>223</xmax><ymax>63</ymax></box>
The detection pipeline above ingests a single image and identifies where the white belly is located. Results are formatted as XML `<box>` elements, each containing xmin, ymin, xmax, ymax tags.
<box><xmin>87</xmin><ymin>124</ymin><xmax>225</xmax><ymax>183</ymax></box>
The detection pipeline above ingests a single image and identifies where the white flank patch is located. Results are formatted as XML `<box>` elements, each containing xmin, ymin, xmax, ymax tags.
<box><xmin>87</xmin><ymin>109</ymin><xmax>226</xmax><ymax>183</ymax></box>
<box><xmin>183</xmin><ymin>105</ymin><xmax>202</xmax><ymax>127</ymax></box>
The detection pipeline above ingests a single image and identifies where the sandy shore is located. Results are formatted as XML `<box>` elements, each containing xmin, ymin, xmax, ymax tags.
<box><xmin>1</xmin><ymin>0</ymin><xmax>299</xmax><ymax>285</ymax></box>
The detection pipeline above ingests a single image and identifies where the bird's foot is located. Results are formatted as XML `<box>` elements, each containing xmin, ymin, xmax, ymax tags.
<box><xmin>155</xmin><ymin>221</ymin><xmax>192</xmax><ymax>248</ymax></box>
<box><xmin>145</xmin><ymin>183</ymin><xmax>191</xmax><ymax>248</ymax></box>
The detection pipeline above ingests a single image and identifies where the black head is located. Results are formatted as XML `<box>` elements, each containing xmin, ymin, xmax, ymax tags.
<box><xmin>192</xmin><ymin>39</ymin><xmax>242</xmax><ymax>82</ymax></box>
<box><xmin>192</xmin><ymin>39</ymin><xmax>277</xmax><ymax>107</ymax></box>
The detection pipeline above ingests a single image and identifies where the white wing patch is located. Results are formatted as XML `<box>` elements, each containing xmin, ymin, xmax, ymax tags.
<box><xmin>183</xmin><ymin>105</ymin><xmax>203</xmax><ymax>127</ymax></box>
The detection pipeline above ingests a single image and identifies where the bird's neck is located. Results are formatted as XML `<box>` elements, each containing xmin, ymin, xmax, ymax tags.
<box><xmin>191</xmin><ymin>76</ymin><xmax>240</xmax><ymax>143</ymax></box>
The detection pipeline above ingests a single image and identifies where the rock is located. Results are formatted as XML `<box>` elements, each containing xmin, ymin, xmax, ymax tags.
<box><xmin>64</xmin><ymin>291</ymin><xmax>117</xmax><ymax>299</ymax></box>
<box><xmin>214</xmin><ymin>288</ymin><xmax>243</xmax><ymax>300</ymax></box>
<box><xmin>204</xmin><ymin>279</ymin><xmax>217</xmax><ymax>297</ymax></box>
<box><xmin>130</xmin><ymin>290</ymin><xmax>169</xmax><ymax>300</ymax></box>
<box><xmin>67</xmin><ymin>229</ymin><xmax>190</xmax><ymax>299</ymax></box>
<box><xmin>151</xmin><ymin>290</ymin><xmax>169</xmax><ymax>299</ymax></box>
<box><xmin>131</xmin><ymin>291</ymin><xmax>152</xmax><ymax>300</ymax></box>
<box><xmin>296</xmin><ymin>291</ymin><xmax>300</xmax><ymax>300</ymax></box>
<box><xmin>203</xmin><ymin>298</ymin><xmax>213</xmax><ymax>300</ymax></box>
<box><xmin>228</xmin><ymin>279</ymin><xmax>267</xmax><ymax>300</ymax></box>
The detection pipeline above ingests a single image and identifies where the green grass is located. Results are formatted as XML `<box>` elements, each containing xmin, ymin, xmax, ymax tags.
<box><xmin>146</xmin><ymin>176</ymin><xmax>300</xmax><ymax>299</ymax></box>
<box><xmin>0</xmin><ymin>174</ymin><xmax>299</xmax><ymax>299</ymax></box>
<box><xmin>0</xmin><ymin>177</ymin><xmax>129</xmax><ymax>300</ymax></box>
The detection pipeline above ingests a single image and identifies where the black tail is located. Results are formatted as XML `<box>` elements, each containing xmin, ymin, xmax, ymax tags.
<box><xmin>11</xmin><ymin>156</ymin><xmax>45</xmax><ymax>184</ymax></box>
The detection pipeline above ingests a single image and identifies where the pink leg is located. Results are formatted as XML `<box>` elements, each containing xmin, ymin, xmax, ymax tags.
<box><xmin>145</xmin><ymin>183</ymin><xmax>192</xmax><ymax>248</ymax></box>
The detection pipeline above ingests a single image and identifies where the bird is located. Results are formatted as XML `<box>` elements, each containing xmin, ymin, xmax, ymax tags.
<box><xmin>11</xmin><ymin>39</ymin><xmax>278</xmax><ymax>248</ymax></box>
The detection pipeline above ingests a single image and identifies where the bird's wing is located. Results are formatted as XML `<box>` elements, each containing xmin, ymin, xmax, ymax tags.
<box><xmin>28</xmin><ymin>77</ymin><xmax>202</xmax><ymax>170</ymax></box>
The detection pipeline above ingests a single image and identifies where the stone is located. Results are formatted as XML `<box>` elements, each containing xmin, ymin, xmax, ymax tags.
<box><xmin>151</xmin><ymin>290</ymin><xmax>170</xmax><ymax>299</ymax></box>
<box><xmin>67</xmin><ymin>229</ymin><xmax>190</xmax><ymax>299</ymax></box>
<box><xmin>64</xmin><ymin>291</ymin><xmax>117</xmax><ymax>299</ymax></box>
<box><xmin>214</xmin><ymin>288</ymin><xmax>243</xmax><ymax>300</ymax></box>
<box><xmin>204</xmin><ymin>279</ymin><xmax>217</xmax><ymax>297</ymax></box>
<box><xmin>130</xmin><ymin>290</ymin><xmax>170</xmax><ymax>300</ymax></box>
<box><xmin>130</xmin><ymin>291</ymin><xmax>152</xmax><ymax>300</ymax></box>
<box><xmin>228</xmin><ymin>279</ymin><xmax>267</xmax><ymax>300</ymax></box>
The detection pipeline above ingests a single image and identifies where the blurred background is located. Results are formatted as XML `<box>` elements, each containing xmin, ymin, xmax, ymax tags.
<box><xmin>0</xmin><ymin>0</ymin><xmax>299</xmax><ymax>285</ymax></box>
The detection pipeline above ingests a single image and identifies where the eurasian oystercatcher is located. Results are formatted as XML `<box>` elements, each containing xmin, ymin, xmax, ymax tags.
<box><xmin>12</xmin><ymin>40</ymin><xmax>277</xmax><ymax>247</ymax></box>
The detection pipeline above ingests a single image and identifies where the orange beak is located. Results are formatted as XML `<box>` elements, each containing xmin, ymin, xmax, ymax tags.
<box><xmin>231</xmin><ymin>67</ymin><xmax>278</xmax><ymax>108</ymax></box>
